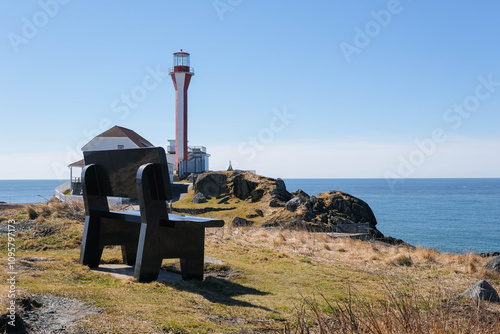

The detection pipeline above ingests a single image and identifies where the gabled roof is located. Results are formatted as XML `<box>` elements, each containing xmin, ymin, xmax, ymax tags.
<box><xmin>98</xmin><ymin>126</ymin><xmax>154</xmax><ymax>147</ymax></box>
<box><xmin>74</xmin><ymin>126</ymin><xmax>156</xmax><ymax>167</ymax></box>
<box><xmin>68</xmin><ymin>159</ymin><xmax>84</xmax><ymax>167</ymax></box>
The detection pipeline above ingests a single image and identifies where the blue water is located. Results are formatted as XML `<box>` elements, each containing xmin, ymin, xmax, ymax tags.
<box><xmin>0</xmin><ymin>179</ymin><xmax>498</xmax><ymax>254</ymax></box>
<box><xmin>283</xmin><ymin>178</ymin><xmax>500</xmax><ymax>254</ymax></box>
<box><xmin>0</xmin><ymin>180</ymin><xmax>64</xmax><ymax>204</ymax></box>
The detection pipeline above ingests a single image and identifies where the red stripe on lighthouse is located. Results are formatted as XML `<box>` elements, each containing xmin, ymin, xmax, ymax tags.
<box><xmin>183</xmin><ymin>74</ymin><xmax>192</xmax><ymax>164</ymax></box>
<box><xmin>171</xmin><ymin>74</ymin><xmax>180</xmax><ymax>167</ymax></box>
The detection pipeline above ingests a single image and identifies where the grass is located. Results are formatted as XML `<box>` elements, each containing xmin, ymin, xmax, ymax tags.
<box><xmin>281</xmin><ymin>282</ymin><xmax>500</xmax><ymax>333</ymax></box>
<box><xmin>173</xmin><ymin>189</ymin><xmax>293</xmax><ymax>227</ymax></box>
<box><xmin>0</xmin><ymin>202</ymin><xmax>499</xmax><ymax>333</ymax></box>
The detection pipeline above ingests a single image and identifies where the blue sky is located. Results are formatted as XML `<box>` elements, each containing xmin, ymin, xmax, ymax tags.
<box><xmin>1</xmin><ymin>0</ymin><xmax>499</xmax><ymax>180</ymax></box>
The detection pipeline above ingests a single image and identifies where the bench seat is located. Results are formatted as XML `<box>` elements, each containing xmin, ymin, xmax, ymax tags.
<box><xmin>101</xmin><ymin>210</ymin><xmax>225</xmax><ymax>228</ymax></box>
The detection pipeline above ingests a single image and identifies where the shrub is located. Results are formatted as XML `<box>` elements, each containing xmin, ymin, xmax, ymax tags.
<box><xmin>392</xmin><ymin>254</ymin><xmax>413</xmax><ymax>267</ymax></box>
<box><xmin>26</xmin><ymin>205</ymin><xmax>38</xmax><ymax>220</ymax></box>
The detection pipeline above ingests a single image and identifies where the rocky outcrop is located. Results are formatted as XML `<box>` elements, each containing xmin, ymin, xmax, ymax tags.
<box><xmin>193</xmin><ymin>171</ymin><xmax>292</xmax><ymax>206</ymax></box>
<box><xmin>283</xmin><ymin>190</ymin><xmax>381</xmax><ymax>236</ymax></box>
<box><xmin>190</xmin><ymin>171</ymin><xmax>383</xmax><ymax>237</ymax></box>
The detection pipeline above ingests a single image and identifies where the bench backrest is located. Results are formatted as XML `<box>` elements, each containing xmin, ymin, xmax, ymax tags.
<box><xmin>83</xmin><ymin>147</ymin><xmax>172</xmax><ymax>200</ymax></box>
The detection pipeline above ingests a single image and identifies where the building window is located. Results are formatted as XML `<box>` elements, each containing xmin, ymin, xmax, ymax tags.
<box><xmin>117</xmin><ymin>145</ymin><xmax>124</xmax><ymax>149</ymax></box>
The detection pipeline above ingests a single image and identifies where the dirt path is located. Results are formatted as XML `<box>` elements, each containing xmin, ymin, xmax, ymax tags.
<box><xmin>3</xmin><ymin>294</ymin><xmax>100</xmax><ymax>333</ymax></box>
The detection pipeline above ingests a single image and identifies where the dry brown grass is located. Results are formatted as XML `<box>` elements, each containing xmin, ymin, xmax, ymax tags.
<box><xmin>206</xmin><ymin>226</ymin><xmax>499</xmax><ymax>290</ymax></box>
<box><xmin>205</xmin><ymin>226</ymin><xmax>500</xmax><ymax>333</ymax></box>
<box><xmin>1</xmin><ymin>203</ymin><xmax>499</xmax><ymax>333</ymax></box>
<box><xmin>280</xmin><ymin>282</ymin><xmax>500</xmax><ymax>333</ymax></box>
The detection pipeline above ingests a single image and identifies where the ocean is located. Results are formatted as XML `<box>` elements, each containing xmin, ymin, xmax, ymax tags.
<box><xmin>0</xmin><ymin>178</ymin><xmax>498</xmax><ymax>254</ymax></box>
<box><xmin>284</xmin><ymin>178</ymin><xmax>500</xmax><ymax>254</ymax></box>
<box><xmin>0</xmin><ymin>180</ymin><xmax>64</xmax><ymax>204</ymax></box>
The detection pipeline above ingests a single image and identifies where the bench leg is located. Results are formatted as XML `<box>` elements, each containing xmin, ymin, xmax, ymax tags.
<box><xmin>121</xmin><ymin>244</ymin><xmax>138</xmax><ymax>266</ymax></box>
<box><xmin>134</xmin><ymin>256</ymin><xmax>163</xmax><ymax>282</ymax></box>
<box><xmin>180</xmin><ymin>253</ymin><xmax>204</xmax><ymax>280</ymax></box>
<box><xmin>80</xmin><ymin>216</ymin><xmax>103</xmax><ymax>267</ymax></box>
<box><xmin>180</xmin><ymin>228</ymin><xmax>206</xmax><ymax>280</ymax></box>
<box><xmin>134</xmin><ymin>224</ymin><xmax>163</xmax><ymax>282</ymax></box>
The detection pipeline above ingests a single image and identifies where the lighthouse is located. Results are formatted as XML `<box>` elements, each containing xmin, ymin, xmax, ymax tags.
<box><xmin>169</xmin><ymin>49</ymin><xmax>194</xmax><ymax>170</ymax></box>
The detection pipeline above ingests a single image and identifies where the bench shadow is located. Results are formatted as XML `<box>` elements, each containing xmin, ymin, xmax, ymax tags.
<box><xmin>91</xmin><ymin>263</ymin><xmax>276</xmax><ymax>312</ymax></box>
<box><xmin>162</xmin><ymin>276</ymin><xmax>275</xmax><ymax>312</ymax></box>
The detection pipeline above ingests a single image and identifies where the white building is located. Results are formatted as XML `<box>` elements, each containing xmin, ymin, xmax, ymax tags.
<box><xmin>81</xmin><ymin>125</ymin><xmax>155</xmax><ymax>151</ymax></box>
<box><xmin>166</xmin><ymin>139</ymin><xmax>210</xmax><ymax>178</ymax></box>
<box><xmin>68</xmin><ymin>125</ymin><xmax>174</xmax><ymax>194</ymax></box>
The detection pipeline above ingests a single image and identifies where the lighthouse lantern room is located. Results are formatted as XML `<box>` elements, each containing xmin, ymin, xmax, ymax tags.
<box><xmin>172</xmin><ymin>50</ymin><xmax>192</xmax><ymax>72</ymax></box>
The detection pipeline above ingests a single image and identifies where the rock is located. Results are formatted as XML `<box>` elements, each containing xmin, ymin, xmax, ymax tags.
<box><xmin>189</xmin><ymin>171</ymin><xmax>382</xmax><ymax>236</ymax></box>
<box><xmin>246</xmin><ymin>208</ymin><xmax>264</xmax><ymax>218</ymax></box>
<box><xmin>376</xmin><ymin>236</ymin><xmax>413</xmax><ymax>247</ymax></box>
<box><xmin>296</xmin><ymin>191</ymin><xmax>377</xmax><ymax>225</ymax></box>
<box><xmin>291</xmin><ymin>189</ymin><xmax>310</xmax><ymax>202</ymax></box>
<box><xmin>483</xmin><ymin>256</ymin><xmax>500</xmax><ymax>273</ymax></box>
<box><xmin>269</xmin><ymin>199</ymin><xmax>284</xmax><ymax>207</ymax></box>
<box><xmin>174</xmin><ymin>207</ymin><xmax>236</xmax><ymax>214</ymax></box>
<box><xmin>193</xmin><ymin>173</ymin><xmax>228</xmax><ymax>197</ymax></box>
<box><xmin>480</xmin><ymin>252</ymin><xmax>500</xmax><ymax>258</ymax></box>
<box><xmin>461</xmin><ymin>280</ymin><xmax>500</xmax><ymax>303</ymax></box>
<box><xmin>186</xmin><ymin>173</ymin><xmax>199</xmax><ymax>183</ymax></box>
<box><xmin>193</xmin><ymin>171</ymin><xmax>292</xmax><ymax>206</ymax></box>
<box><xmin>286</xmin><ymin>197</ymin><xmax>304</xmax><ymax>212</ymax></box>
<box><xmin>276</xmin><ymin>178</ymin><xmax>286</xmax><ymax>191</ymax></box>
<box><xmin>270</xmin><ymin>178</ymin><xmax>292</xmax><ymax>203</ymax></box>
<box><xmin>204</xmin><ymin>256</ymin><xmax>226</xmax><ymax>265</ymax></box>
<box><xmin>232</xmin><ymin>174</ymin><xmax>257</xmax><ymax>200</ymax></box>
<box><xmin>302</xmin><ymin>210</ymin><xmax>314</xmax><ymax>221</ymax></box>
<box><xmin>250</xmin><ymin>189</ymin><xmax>265</xmax><ymax>202</ymax></box>
<box><xmin>286</xmin><ymin>191</ymin><xmax>382</xmax><ymax>236</ymax></box>
<box><xmin>232</xmin><ymin>217</ymin><xmax>254</xmax><ymax>227</ymax></box>
<box><xmin>192</xmin><ymin>192</ymin><xmax>207</xmax><ymax>204</ymax></box>
<box><xmin>217</xmin><ymin>196</ymin><xmax>230</xmax><ymax>204</ymax></box>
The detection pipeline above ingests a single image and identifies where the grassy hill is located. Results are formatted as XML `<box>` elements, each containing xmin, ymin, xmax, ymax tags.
<box><xmin>1</xmin><ymin>201</ymin><xmax>499</xmax><ymax>333</ymax></box>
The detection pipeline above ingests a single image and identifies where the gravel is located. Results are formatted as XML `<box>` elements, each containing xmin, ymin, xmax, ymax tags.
<box><xmin>0</xmin><ymin>220</ymin><xmax>37</xmax><ymax>235</ymax></box>
<box><xmin>3</xmin><ymin>294</ymin><xmax>101</xmax><ymax>334</ymax></box>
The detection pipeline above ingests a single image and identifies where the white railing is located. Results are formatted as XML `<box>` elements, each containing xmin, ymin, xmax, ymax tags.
<box><xmin>189</xmin><ymin>146</ymin><xmax>206</xmax><ymax>153</ymax></box>
<box><xmin>55</xmin><ymin>185</ymin><xmax>83</xmax><ymax>203</ymax></box>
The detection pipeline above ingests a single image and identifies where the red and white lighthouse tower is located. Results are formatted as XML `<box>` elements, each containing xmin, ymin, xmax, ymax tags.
<box><xmin>169</xmin><ymin>49</ymin><xmax>194</xmax><ymax>169</ymax></box>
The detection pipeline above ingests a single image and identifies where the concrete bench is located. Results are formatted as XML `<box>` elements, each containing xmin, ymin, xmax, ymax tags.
<box><xmin>79</xmin><ymin>147</ymin><xmax>224</xmax><ymax>282</ymax></box>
